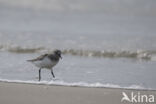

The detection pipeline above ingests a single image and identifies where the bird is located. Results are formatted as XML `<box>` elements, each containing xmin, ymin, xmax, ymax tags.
<box><xmin>27</xmin><ymin>50</ymin><xmax>62</xmax><ymax>81</ymax></box>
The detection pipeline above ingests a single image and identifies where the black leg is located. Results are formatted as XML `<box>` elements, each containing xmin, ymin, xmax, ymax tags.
<box><xmin>39</xmin><ymin>68</ymin><xmax>41</xmax><ymax>81</ymax></box>
<box><xmin>51</xmin><ymin>69</ymin><xmax>55</xmax><ymax>78</ymax></box>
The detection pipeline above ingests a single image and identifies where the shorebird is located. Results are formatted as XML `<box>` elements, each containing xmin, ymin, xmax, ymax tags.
<box><xmin>27</xmin><ymin>50</ymin><xmax>62</xmax><ymax>81</ymax></box>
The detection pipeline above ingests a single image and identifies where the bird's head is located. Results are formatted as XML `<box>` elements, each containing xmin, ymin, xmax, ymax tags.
<box><xmin>54</xmin><ymin>50</ymin><xmax>62</xmax><ymax>59</ymax></box>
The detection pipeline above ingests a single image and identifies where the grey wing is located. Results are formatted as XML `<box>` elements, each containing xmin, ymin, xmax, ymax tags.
<box><xmin>47</xmin><ymin>54</ymin><xmax>59</xmax><ymax>61</ymax></box>
<box><xmin>27</xmin><ymin>54</ymin><xmax>48</xmax><ymax>62</ymax></box>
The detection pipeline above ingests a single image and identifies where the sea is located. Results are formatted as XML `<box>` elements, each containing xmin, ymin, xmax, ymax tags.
<box><xmin>0</xmin><ymin>0</ymin><xmax>156</xmax><ymax>90</ymax></box>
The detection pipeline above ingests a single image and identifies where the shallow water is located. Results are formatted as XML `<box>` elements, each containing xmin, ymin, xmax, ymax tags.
<box><xmin>0</xmin><ymin>52</ymin><xmax>156</xmax><ymax>90</ymax></box>
<box><xmin>0</xmin><ymin>0</ymin><xmax>156</xmax><ymax>90</ymax></box>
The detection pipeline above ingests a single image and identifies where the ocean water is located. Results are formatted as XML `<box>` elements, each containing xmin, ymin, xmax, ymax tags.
<box><xmin>0</xmin><ymin>0</ymin><xmax>156</xmax><ymax>90</ymax></box>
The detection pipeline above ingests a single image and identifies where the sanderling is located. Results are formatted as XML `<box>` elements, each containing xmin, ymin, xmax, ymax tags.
<box><xmin>27</xmin><ymin>50</ymin><xmax>62</xmax><ymax>81</ymax></box>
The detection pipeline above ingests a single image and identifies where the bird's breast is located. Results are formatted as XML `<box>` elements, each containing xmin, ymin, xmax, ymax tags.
<box><xmin>32</xmin><ymin>57</ymin><xmax>58</xmax><ymax>69</ymax></box>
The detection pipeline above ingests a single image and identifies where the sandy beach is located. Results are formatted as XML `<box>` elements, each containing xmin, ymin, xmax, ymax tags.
<box><xmin>0</xmin><ymin>82</ymin><xmax>155</xmax><ymax>104</ymax></box>
<box><xmin>0</xmin><ymin>1</ymin><xmax>156</xmax><ymax>104</ymax></box>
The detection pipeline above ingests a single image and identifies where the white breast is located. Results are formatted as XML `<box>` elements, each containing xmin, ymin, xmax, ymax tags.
<box><xmin>32</xmin><ymin>57</ymin><xmax>58</xmax><ymax>69</ymax></box>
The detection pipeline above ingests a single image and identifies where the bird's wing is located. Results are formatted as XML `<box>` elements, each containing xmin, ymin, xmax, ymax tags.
<box><xmin>27</xmin><ymin>54</ymin><xmax>48</xmax><ymax>62</ymax></box>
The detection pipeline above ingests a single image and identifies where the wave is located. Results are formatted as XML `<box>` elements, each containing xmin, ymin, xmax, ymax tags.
<box><xmin>0</xmin><ymin>44</ymin><xmax>156</xmax><ymax>60</ymax></box>
<box><xmin>0</xmin><ymin>78</ymin><xmax>149</xmax><ymax>90</ymax></box>
<box><xmin>62</xmin><ymin>49</ymin><xmax>153</xmax><ymax>60</ymax></box>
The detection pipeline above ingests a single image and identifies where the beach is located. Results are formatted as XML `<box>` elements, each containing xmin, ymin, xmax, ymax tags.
<box><xmin>0</xmin><ymin>82</ymin><xmax>155</xmax><ymax>104</ymax></box>
<box><xmin>0</xmin><ymin>1</ymin><xmax>156</xmax><ymax>103</ymax></box>
<box><xmin>0</xmin><ymin>0</ymin><xmax>156</xmax><ymax>90</ymax></box>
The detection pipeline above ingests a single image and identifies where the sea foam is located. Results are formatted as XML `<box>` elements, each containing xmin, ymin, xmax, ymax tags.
<box><xmin>0</xmin><ymin>78</ymin><xmax>148</xmax><ymax>90</ymax></box>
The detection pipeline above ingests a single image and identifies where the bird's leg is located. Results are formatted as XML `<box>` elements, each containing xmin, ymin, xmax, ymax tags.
<box><xmin>51</xmin><ymin>69</ymin><xmax>55</xmax><ymax>78</ymax></box>
<box><xmin>39</xmin><ymin>68</ymin><xmax>41</xmax><ymax>81</ymax></box>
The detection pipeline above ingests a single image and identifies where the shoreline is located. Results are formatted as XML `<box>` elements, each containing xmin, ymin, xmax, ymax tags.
<box><xmin>0</xmin><ymin>82</ymin><xmax>155</xmax><ymax>104</ymax></box>
<box><xmin>0</xmin><ymin>80</ymin><xmax>155</xmax><ymax>91</ymax></box>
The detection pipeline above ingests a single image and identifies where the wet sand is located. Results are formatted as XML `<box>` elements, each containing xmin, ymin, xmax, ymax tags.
<box><xmin>0</xmin><ymin>82</ymin><xmax>155</xmax><ymax>104</ymax></box>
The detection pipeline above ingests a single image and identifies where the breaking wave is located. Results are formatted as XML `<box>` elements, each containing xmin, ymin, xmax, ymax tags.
<box><xmin>0</xmin><ymin>45</ymin><xmax>45</xmax><ymax>53</ymax></box>
<box><xmin>62</xmin><ymin>49</ymin><xmax>153</xmax><ymax>60</ymax></box>
<box><xmin>0</xmin><ymin>44</ymin><xmax>156</xmax><ymax>60</ymax></box>
<box><xmin>0</xmin><ymin>79</ymin><xmax>148</xmax><ymax>90</ymax></box>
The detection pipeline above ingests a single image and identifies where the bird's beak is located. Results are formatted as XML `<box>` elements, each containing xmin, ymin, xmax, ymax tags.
<box><xmin>60</xmin><ymin>55</ymin><xmax>62</xmax><ymax>59</ymax></box>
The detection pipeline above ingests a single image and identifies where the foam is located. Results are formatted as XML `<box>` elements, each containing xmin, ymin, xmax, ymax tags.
<box><xmin>0</xmin><ymin>78</ymin><xmax>149</xmax><ymax>90</ymax></box>
<box><xmin>0</xmin><ymin>44</ymin><xmax>155</xmax><ymax>60</ymax></box>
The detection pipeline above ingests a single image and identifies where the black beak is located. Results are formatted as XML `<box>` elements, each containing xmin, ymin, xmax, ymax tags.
<box><xmin>60</xmin><ymin>55</ymin><xmax>62</xmax><ymax>59</ymax></box>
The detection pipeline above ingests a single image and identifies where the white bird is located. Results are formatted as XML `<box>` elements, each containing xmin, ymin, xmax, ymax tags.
<box><xmin>27</xmin><ymin>50</ymin><xmax>62</xmax><ymax>81</ymax></box>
